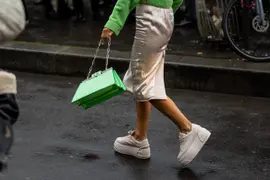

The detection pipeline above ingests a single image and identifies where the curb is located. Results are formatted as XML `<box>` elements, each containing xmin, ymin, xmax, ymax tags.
<box><xmin>1</xmin><ymin>41</ymin><xmax>270</xmax><ymax>98</ymax></box>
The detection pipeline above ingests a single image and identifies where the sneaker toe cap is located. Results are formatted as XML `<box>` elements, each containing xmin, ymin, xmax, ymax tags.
<box><xmin>114</xmin><ymin>136</ymin><xmax>126</xmax><ymax>144</ymax></box>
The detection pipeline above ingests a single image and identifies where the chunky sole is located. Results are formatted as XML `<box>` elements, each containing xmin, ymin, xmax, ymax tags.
<box><xmin>114</xmin><ymin>141</ymin><xmax>151</xmax><ymax>159</ymax></box>
<box><xmin>177</xmin><ymin>128</ymin><xmax>211</xmax><ymax>166</ymax></box>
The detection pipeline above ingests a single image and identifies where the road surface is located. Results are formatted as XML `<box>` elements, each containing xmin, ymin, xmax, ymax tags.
<box><xmin>1</xmin><ymin>71</ymin><xmax>269</xmax><ymax>180</ymax></box>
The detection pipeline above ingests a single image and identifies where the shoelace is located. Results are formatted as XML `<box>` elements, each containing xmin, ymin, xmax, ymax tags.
<box><xmin>128</xmin><ymin>130</ymin><xmax>135</xmax><ymax>135</ymax></box>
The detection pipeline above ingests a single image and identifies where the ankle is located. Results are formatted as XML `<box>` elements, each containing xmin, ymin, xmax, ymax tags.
<box><xmin>180</xmin><ymin>123</ymin><xmax>192</xmax><ymax>134</ymax></box>
<box><xmin>133</xmin><ymin>131</ymin><xmax>147</xmax><ymax>141</ymax></box>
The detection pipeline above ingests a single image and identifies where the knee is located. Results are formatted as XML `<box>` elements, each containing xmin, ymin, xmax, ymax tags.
<box><xmin>0</xmin><ymin>71</ymin><xmax>17</xmax><ymax>95</ymax></box>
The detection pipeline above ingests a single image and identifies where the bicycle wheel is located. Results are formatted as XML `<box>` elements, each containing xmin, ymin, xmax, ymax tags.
<box><xmin>223</xmin><ymin>0</ymin><xmax>270</xmax><ymax>62</ymax></box>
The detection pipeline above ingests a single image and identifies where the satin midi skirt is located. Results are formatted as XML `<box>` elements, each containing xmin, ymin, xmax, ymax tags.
<box><xmin>123</xmin><ymin>4</ymin><xmax>174</xmax><ymax>101</ymax></box>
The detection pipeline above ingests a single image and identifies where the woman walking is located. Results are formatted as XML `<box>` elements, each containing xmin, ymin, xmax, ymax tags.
<box><xmin>101</xmin><ymin>0</ymin><xmax>211</xmax><ymax>165</ymax></box>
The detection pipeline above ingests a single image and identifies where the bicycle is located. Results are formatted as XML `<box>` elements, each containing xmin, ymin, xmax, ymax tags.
<box><xmin>223</xmin><ymin>0</ymin><xmax>270</xmax><ymax>62</ymax></box>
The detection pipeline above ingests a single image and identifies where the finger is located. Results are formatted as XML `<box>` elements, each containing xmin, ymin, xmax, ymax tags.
<box><xmin>100</xmin><ymin>32</ymin><xmax>106</xmax><ymax>38</ymax></box>
<box><xmin>106</xmin><ymin>32</ymin><xmax>113</xmax><ymax>39</ymax></box>
<box><xmin>100</xmin><ymin>38</ymin><xmax>105</xmax><ymax>46</ymax></box>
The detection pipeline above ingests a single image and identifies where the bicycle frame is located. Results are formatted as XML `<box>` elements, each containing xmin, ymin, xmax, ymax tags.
<box><xmin>256</xmin><ymin>0</ymin><xmax>266</xmax><ymax>25</ymax></box>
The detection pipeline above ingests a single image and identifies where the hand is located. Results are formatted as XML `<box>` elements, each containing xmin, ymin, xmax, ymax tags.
<box><xmin>101</xmin><ymin>28</ymin><xmax>114</xmax><ymax>40</ymax></box>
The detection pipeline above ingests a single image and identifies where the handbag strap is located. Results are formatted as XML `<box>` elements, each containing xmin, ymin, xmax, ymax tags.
<box><xmin>86</xmin><ymin>38</ymin><xmax>111</xmax><ymax>79</ymax></box>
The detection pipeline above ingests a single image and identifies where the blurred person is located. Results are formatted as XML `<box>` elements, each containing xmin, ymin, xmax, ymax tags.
<box><xmin>91</xmin><ymin>0</ymin><xmax>112</xmax><ymax>21</ymax></box>
<box><xmin>0</xmin><ymin>0</ymin><xmax>26</xmax><ymax>171</ymax></box>
<box><xmin>34</xmin><ymin>0</ymin><xmax>45</xmax><ymax>5</ymax></box>
<box><xmin>72</xmin><ymin>0</ymin><xmax>86</xmax><ymax>22</ymax></box>
<box><xmin>21</xmin><ymin>0</ymin><xmax>29</xmax><ymax>23</ymax></box>
<box><xmin>44</xmin><ymin>0</ymin><xmax>73</xmax><ymax>19</ymax></box>
<box><xmin>44</xmin><ymin>0</ymin><xmax>56</xmax><ymax>19</ymax></box>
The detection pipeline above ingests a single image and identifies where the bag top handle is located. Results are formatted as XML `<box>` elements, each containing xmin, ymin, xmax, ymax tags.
<box><xmin>86</xmin><ymin>38</ymin><xmax>111</xmax><ymax>79</ymax></box>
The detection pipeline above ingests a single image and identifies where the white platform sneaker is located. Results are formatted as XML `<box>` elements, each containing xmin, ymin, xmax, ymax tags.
<box><xmin>177</xmin><ymin>124</ymin><xmax>211</xmax><ymax>166</ymax></box>
<box><xmin>113</xmin><ymin>130</ymin><xmax>151</xmax><ymax>159</ymax></box>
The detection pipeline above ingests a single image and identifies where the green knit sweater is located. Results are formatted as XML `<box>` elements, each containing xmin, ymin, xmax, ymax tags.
<box><xmin>104</xmin><ymin>0</ymin><xmax>183</xmax><ymax>36</ymax></box>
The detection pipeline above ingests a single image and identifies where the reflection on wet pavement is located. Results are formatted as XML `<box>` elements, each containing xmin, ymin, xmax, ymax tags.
<box><xmin>178</xmin><ymin>168</ymin><xmax>199</xmax><ymax>180</ymax></box>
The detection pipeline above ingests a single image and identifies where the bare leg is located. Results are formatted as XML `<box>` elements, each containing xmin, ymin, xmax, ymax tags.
<box><xmin>150</xmin><ymin>97</ymin><xmax>211</xmax><ymax>165</ymax></box>
<box><xmin>134</xmin><ymin>101</ymin><xmax>151</xmax><ymax>141</ymax></box>
<box><xmin>114</xmin><ymin>96</ymin><xmax>209</xmax><ymax>161</ymax></box>
<box><xmin>150</xmin><ymin>96</ymin><xmax>192</xmax><ymax>133</ymax></box>
<box><xmin>133</xmin><ymin>96</ymin><xmax>191</xmax><ymax>141</ymax></box>
<box><xmin>113</xmin><ymin>101</ymin><xmax>151</xmax><ymax>159</ymax></box>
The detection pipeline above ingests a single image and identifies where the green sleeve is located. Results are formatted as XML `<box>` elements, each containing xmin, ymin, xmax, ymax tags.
<box><xmin>104</xmin><ymin>0</ymin><xmax>139</xmax><ymax>36</ymax></box>
<box><xmin>172</xmin><ymin>0</ymin><xmax>184</xmax><ymax>13</ymax></box>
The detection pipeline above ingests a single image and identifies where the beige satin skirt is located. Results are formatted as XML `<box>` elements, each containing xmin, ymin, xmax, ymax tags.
<box><xmin>123</xmin><ymin>4</ymin><xmax>174</xmax><ymax>101</ymax></box>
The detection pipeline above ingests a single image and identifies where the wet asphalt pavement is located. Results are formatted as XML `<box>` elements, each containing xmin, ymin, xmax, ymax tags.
<box><xmin>1</xmin><ymin>71</ymin><xmax>270</xmax><ymax>180</ymax></box>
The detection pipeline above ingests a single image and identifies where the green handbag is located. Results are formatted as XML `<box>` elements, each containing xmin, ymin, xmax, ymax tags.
<box><xmin>71</xmin><ymin>39</ymin><xmax>127</xmax><ymax>109</ymax></box>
